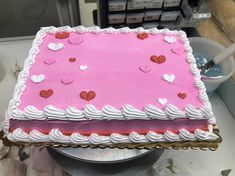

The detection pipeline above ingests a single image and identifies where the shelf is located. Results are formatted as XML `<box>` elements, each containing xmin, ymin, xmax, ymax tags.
<box><xmin>99</xmin><ymin>0</ymin><xmax>183</xmax><ymax>29</ymax></box>
<box><xmin>108</xmin><ymin>6</ymin><xmax>181</xmax><ymax>15</ymax></box>
<box><xmin>108</xmin><ymin>8</ymin><xmax>162</xmax><ymax>14</ymax></box>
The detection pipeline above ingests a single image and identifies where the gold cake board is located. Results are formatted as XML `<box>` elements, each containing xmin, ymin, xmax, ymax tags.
<box><xmin>0</xmin><ymin>126</ymin><xmax>222</xmax><ymax>151</ymax></box>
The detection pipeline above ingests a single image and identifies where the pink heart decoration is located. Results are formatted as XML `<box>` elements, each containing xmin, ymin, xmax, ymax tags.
<box><xmin>61</xmin><ymin>78</ymin><xmax>73</xmax><ymax>85</ymax></box>
<box><xmin>171</xmin><ymin>47</ymin><xmax>185</xmax><ymax>56</ymax></box>
<box><xmin>68</xmin><ymin>35</ymin><xmax>83</xmax><ymax>45</ymax></box>
<box><xmin>44</xmin><ymin>58</ymin><xmax>56</xmax><ymax>65</ymax></box>
<box><xmin>139</xmin><ymin>65</ymin><xmax>151</xmax><ymax>73</ymax></box>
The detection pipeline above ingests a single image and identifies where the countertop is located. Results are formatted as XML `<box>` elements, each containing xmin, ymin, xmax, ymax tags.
<box><xmin>0</xmin><ymin>39</ymin><xmax>235</xmax><ymax>176</ymax></box>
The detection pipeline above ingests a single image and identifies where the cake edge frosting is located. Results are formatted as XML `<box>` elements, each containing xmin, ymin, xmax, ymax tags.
<box><xmin>7</xmin><ymin>124</ymin><xmax>218</xmax><ymax>144</ymax></box>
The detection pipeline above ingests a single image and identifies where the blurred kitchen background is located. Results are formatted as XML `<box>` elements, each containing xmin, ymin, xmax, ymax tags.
<box><xmin>0</xmin><ymin>0</ymin><xmax>235</xmax><ymax>128</ymax></box>
<box><xmin>0</xmin><ymin>0</ymin><xmax>211</xmax><ymax>38</ymax></box>
<box><xmin>0</xmin><ymin>0</ymin><xmax>95</xmax><ymax>38</ymax></box>
<box><xmin>0</xmin><ymin>0</ymin><xmax>235</xmax><ymax>117</ymax></box>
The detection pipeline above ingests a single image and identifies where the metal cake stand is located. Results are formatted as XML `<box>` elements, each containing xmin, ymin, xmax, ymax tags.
<box><xmin>47</xmin><ymin>147</ymin><xmax>164</xmax><ymax>176</ymax></box>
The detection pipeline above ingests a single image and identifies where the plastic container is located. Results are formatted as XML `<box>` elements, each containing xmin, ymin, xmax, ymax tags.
<box><xmin>128</xmin><ymin>0</ymin><xmax>164</xmax><ymax>9</ymax></box>
<box><xmin>127</xmin><ymin>0</ymin><xmax>146</xmax><ymax>10</ymax></box>
<box><xmin>160</xmin><ymin>11</ymin><xmax>179</xmax><ymax>21</ymax></box>
<box><xmin>145</xmin><ymin>0</ymin><xmax>164</xmax><ymax>8</ymax></box>
<box><xmin>189</xmin><ymin>37</ymin><xmax>235</xmax><ymax>93</ymax></box>
<box><xmin>108</xmin><ymin>14</ymin><xmax>126</xmax><ymax>24</ymax></box>
<box><xmin>109</xmin><ymin>0</ymin><xmax>127</xmax><ymax>11</ymax></box>
<box><xmin>126</xmin><ymin>13</ymin><xmax>144</xmax><ymax>24</ymax></box>
<box><xmin>144</xmin><ymin>10</ymin><xmax>162</xmax><ymax>21</ymax></box>
<box><xmin>163</xmin><ymin>0</ymin><xmax>181</xmax><ymax>8</ymax></box>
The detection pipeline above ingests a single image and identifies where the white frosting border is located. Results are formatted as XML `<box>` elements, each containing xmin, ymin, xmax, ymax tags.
<box><xmin>2</xmin><ymin>26</ymin><xmax>217</xmax><ymax>142</ymax></box>
<box><xmin>7</xmin><ymin>124</ymin><xmax>219</xmax><ymax>144</ymax></box>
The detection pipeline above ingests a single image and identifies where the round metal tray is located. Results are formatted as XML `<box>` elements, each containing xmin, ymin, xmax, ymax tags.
<box><xmin>48</xmin><ymin>147</ymin><xmax>164</xmax><ymax>176</ymax></box>
<box><xmin>51</xmin><ymin>146</ymin><xmax>154</xmax><ymax>163</ymax></box>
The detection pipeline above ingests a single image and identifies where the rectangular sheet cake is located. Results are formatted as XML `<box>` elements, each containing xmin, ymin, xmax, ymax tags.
<box><xmin>2</xmin><ymin>26</ymin><xmax>221</xmax><ymax>149</ymax></box>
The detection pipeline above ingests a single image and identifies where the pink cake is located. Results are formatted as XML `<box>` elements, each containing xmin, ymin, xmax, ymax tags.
<box><xmin>2</xmin><ymin>26</ymin><xmax>221</xmax><ymax>148</ymax></box>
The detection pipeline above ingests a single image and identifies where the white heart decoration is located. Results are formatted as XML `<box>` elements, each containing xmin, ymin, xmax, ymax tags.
<box><xmin>31</xmin><ymin>74</ymin><xmax>45</xmax><ymax>83</ymax></box>
<box><xmin>158</xmin><ymin>98</ymin><xmax>168</xmax><ymax>105</ymax></box>
<box><xmin>80</xmin><ymin>65</ymin><xmax>88</xmax><ymax>71</ymax></box>
<box><xmin>164</xmin><ymin>36</ymin><xmax>176</xmax><ymax>44</ymax></box>
<box><xmin>162</xmin><ymin>74</ymin><xmax>175</xmax><ymax>83</ymax></box>
<box><xmin>48</xmin><ymin>43</ymin><xmax>64</xmax><ymax>51</ymax></box>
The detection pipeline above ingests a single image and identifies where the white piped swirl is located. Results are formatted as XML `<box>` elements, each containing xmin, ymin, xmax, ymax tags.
<box><xmin>118</xmin><ymin>27</ymin><xmax>131</xmax><ymax>33</ymax></box>
<box><xmin>133</xmin><ymin>27</ymin><xmax>145</xmax><ymax>33</ymax></box>
<box><xmin>102</xmin><ymin>105</ymin><xmax>124</xmax><ymax>119</ymax></box>
<box><xmin>146</xmin><ymin>131</ymin><xmax>164</xmax><ymax>142</ymax></box>
<box><xmin>12</xmin><ymin>110</ymin><xmax>25</xmax><ymax>120</ymax></box>
<box><xmin>6</xmin><ymin>133</ymin><xmax>15</xmax><ymax>142</ymax></box>
<box><xmin>103</xmin><ymin>27</ymin><xmax>116</xmax><ymax>34</ymax></box>
<box><xmin>110</xmin><ymin>133</ymin><xmax>130</xmax><ymax>143</ymax></box>
<box><xmin>65</xmin><ymin>107</ymin><xmax>85</xmax><ymax>120</ymax></box>
<box><xmin>163</xmin><ymin>131</ymin><xmax>181</xmax><ymax>142</ymax></box>
<box><xmin>29</xmin><ymin>130</ymin><xmax>49</xmax><ymax>142</ymax></box>
<box><xmin>165</xmin><ymin>104</ymin><xmax>186</xmax><ymax>119</ymax></box>
<box><xmin>179</xmin><ymin>129</ymin><xmax>196</xmax><ymax>141</ymax></box>
<box><xmin>187</xmin><ymin>53</ymin><xmax>196</xmax><ymax>63</ymax></box>
<box><xmin>2</xmin><ymin>118</ymin><xmax>10</xmax><ymax>134</ymax></box>
<box><xmin>86</xmin><ymin>26</ymin><xmax>101</xmax><ymax>33</ymax></box>
<box><xmin>44</xmin><ymin>105</ymin><xmax>65</xmax><ymax>120</ymax></box>
<box><xmin>84</xmin><ymin>104</ymin><xmax>102</xmax><ymax>119</ymax></box>
<box><xmin>49</xmin><ymin>129</ymin><xmax>70</xmax><ymax>143</ymax></box>
<box><xmin>90</xmin><ymin>133</ymin><xmax>111</xmax><ymax>144</ymax></box>
<box><xmin>194</xmin><ymin>129</ymin><xmax>218</xmax><ymax>141</ymax></box>
<box><xmin>199</xmin><ymin>89</ymin><xmax>209</xmax><ymax>102</ymax></box>
<box><xmin>200</xmin><ymin>105</ymin><xmax>216</xmax><ymax>124</ymax></box>
<box><xmin>24</xmin><ymin>106</ymin><xmax>45</xmax><ymax>120</ymax></box>
<box><xmin>144</xmin><ymin>104</ymin><xmax>168</xmax><ymax>119</ymax></box>
<box><xmin>195</xmin><ymin>77</ymin><xmax>205</xmax><ymax>90</ymax></box>
<box><xmin>123</xmin><ymin>104</ymin><xmax>148</xmax><ymax>119</ymax></box>
<box><xmin>147</xmin><ymin>28</ymin><xmax>159</xmax><ymax>35</ymax></box>
<box><xmin>185</xmin><ymin>105</ymin><xmax>203</xmax><ymax>119</ymax></box>
<box><xmin>70</xmin><ymin>133</ymin><xmax>90</xmax><ymax>144</ymax></box>
<box><xmin>190</xmin><ymin>63</ymin><xmax>201</xmax><ymax>77</ymax></box>
<box><xmin>129</xmin><ymin>132</ymin><xmax>149</xmax><ymax>143</ymax></box>
<box><xmin>11</xmin><ymin>128</ymin><xmax>30</xmax><ymax>142</ymax></box>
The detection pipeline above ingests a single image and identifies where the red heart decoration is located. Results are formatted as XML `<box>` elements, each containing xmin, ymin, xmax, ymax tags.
<box><xmin>69</xmin><ymin>57</ymin><xmax>76</xmax><ymax>62</ymax></box>
<box><xmin>40</xmin><ymin>89</ymin><xmax>53</xmax><ymax>98</ymax></box>
<box><xmin>80</xmin><ymin>91</ymin><xmax>96</xmax><ymax>101</ymax></box>
<box><xmin>55</xmin><ymin>32</ymin><xmax>69</xmax><ymax>39</ymax></box>
<box><xmin>178</xmin><ymin>93</ymin><xmax>187</xmax><ymax>99</ymax></box>
<box><xmin>150</xmin><ymin>55</ymin><xmax>166</xmax><ymax>64</ymax></box>
<box><xmin>137</xmin><ymin>32</ymin><xmax>148</xmax><ymax>40</ymax></box>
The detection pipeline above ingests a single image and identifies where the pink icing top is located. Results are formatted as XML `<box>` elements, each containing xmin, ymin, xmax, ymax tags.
<box><xmin>18</xmin><ymin>32</ymin><xmax>202</xmax><ymax>111</ymax></box>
